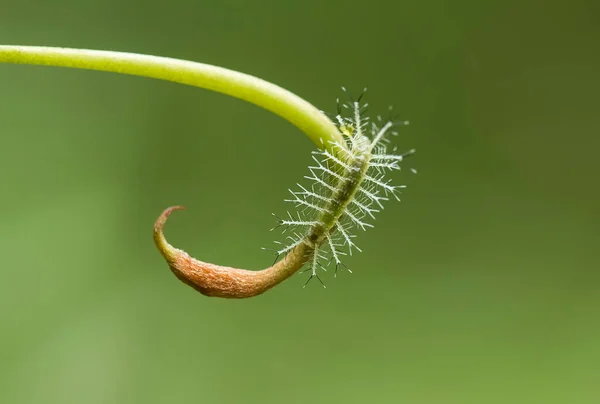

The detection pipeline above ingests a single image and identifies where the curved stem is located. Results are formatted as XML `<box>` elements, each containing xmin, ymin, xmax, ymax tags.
<box><xmin>0</xmin><ymin>44</ymin><xmax>344</xmax><ymax>298</ymax></box>
<box><xmin>0</xmin><ymin>45</ymin><xmax>344</xmax><ymax>149</ymax></box>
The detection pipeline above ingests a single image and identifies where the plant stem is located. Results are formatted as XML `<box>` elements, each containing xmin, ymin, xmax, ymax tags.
<box><xmin>0</xmin><ymin>45</ymin><xmax>344</xmax><ymax>149</ymax></box>
<box><xmin>0</xmin><ymin>45</ymin><xmax>350</xmax><ymax>298</ymax></box>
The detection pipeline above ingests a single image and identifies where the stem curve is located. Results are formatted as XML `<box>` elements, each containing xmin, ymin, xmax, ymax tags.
<box><xmin>0</xmin><ymin>44</ymin><xmax>341</xmax><ymax>297</ymax></box>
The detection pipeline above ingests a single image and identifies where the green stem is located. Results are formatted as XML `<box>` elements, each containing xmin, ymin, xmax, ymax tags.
<box><xmin>0</xmin><ymin>45</ymin><xmax>344</xmax><ymax>149</ymax></box>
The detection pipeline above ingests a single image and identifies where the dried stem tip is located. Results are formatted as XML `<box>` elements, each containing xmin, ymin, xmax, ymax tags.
<box><xmin>153</xmin><ymin>206</ymin><xmax>313</xmax><ymax>298</ymax></box>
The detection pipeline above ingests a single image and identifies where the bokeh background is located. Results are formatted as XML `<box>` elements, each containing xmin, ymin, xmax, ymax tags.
<box><xmin>1</xmin><ymin>0</ymin><xmax>599</xmax><ymax>403</ymax></box>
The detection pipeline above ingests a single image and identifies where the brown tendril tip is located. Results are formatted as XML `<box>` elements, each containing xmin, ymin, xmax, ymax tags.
<box><xmin>153</xmin><ymin>206</ymin><xmax>313</xmax><ymax>298</ymax></box>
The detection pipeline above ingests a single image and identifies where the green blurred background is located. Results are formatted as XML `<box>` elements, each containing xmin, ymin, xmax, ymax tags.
<box><xmin>1</xmin><ymin>0</ymin><xmax>599</xmax><ymax>403</ymax></box>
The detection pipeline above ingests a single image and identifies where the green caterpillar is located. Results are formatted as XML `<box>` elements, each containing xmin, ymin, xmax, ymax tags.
<box><xmin>269</xmin><ymin>94</ymin><xmax>415</xmax><ymax>287</ymax></box>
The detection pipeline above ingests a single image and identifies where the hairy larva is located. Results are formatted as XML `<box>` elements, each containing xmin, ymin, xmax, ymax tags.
<box><xmin>267</xmin><ymin>94</ymin><xmax>415</xmax><ymax>287</ymax></box>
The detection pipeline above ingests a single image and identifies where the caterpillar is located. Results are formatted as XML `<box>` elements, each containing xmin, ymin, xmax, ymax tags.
<box><xmin>268</xmin><ymin>92</ymin><xmax>415</xmax><ymax>287</ymax></box>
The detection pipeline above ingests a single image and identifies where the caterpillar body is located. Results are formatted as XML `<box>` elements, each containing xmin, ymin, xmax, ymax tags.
<box><xmin>269</xmin><ymin>96</ymin><xmax>415</xmax><ymax>287</ymax></box>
